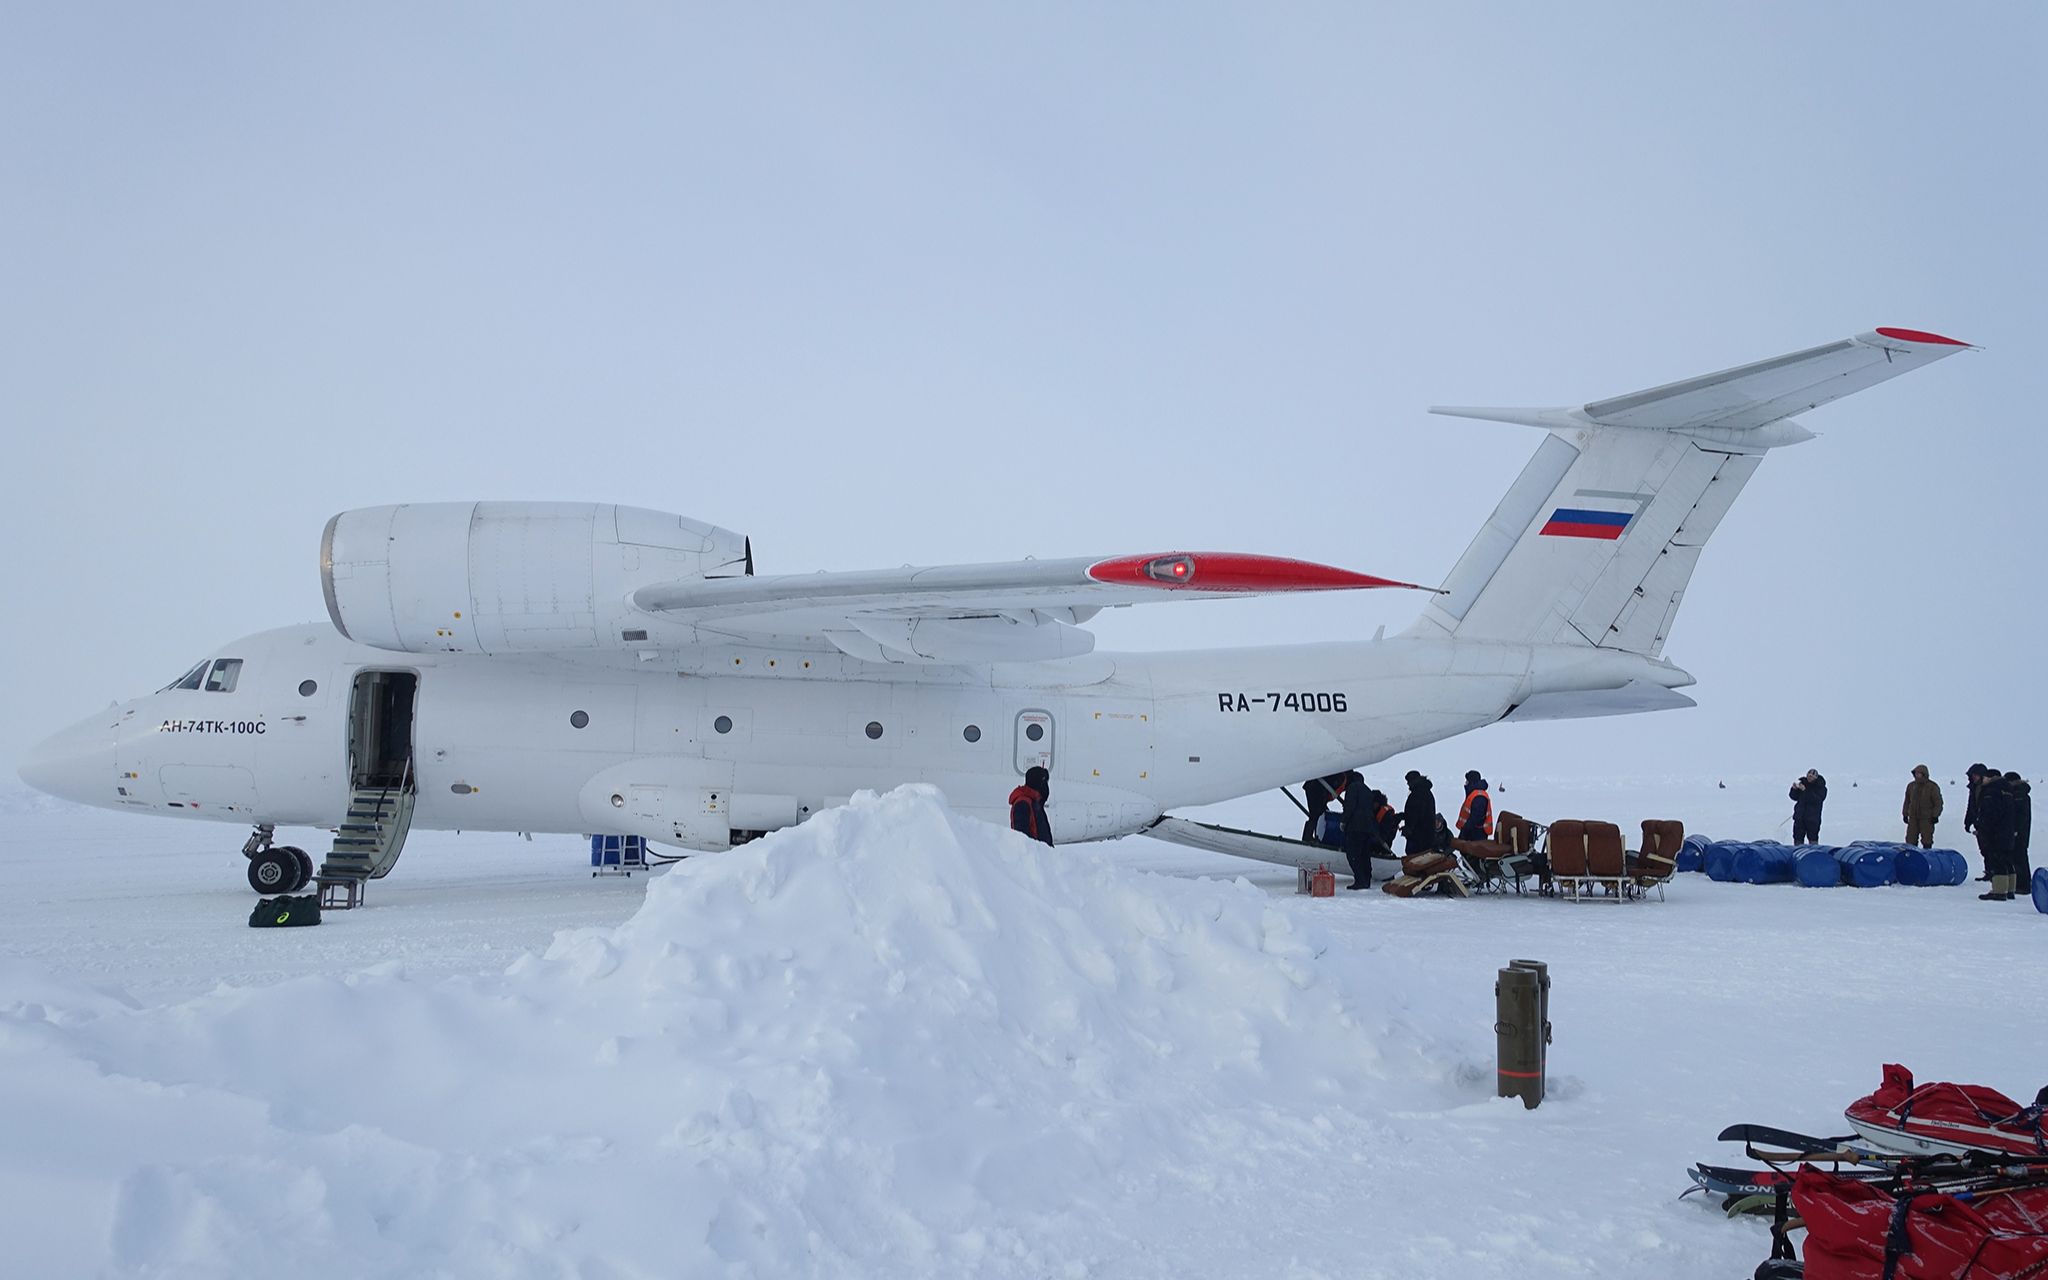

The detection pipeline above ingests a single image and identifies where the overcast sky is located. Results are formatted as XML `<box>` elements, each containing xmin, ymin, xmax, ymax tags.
<box><xmin>4</xmin><ymin>4</ymin><xmax>2042</xmax><ymax>789</ymax></box>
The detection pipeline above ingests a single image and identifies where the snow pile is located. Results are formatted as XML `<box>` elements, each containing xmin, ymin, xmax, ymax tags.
<box><xmin>1</xmin><ymin>786</ymin><xmax>1460</xmax><ymax>1278</ymax></box>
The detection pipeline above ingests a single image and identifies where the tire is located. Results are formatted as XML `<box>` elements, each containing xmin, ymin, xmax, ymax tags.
<box><xmin>281</xmin><ymin>846</ymin><xmax>314</xmax><ymax>892</ymax></box>
<box><xmin>247</xmin><ymin>848</ymin><xmax>296</xmax><ymax>894</ymax></box>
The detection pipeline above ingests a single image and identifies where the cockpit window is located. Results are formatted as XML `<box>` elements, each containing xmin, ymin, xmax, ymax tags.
<box><xmin>165</xmin><ymin>661</ymin><xmax>209</xmax><ymax>692</ymax></box>
<box><xmin>204</xmin><ymin>659</ymin><xmax>243</xmax><ymax>693</ymax></box>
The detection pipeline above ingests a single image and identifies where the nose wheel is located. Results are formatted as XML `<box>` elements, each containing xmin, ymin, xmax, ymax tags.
<box><xmin>242</xmin><ymin>825</ymin><xmax>314</xmax><ymax>893</ymax></box>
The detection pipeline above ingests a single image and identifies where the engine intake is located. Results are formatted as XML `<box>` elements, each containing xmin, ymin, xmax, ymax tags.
<box><xmin>321</xmin><ymin>502</ymin><xmax>748</xmax><ymax>654</ymax></box>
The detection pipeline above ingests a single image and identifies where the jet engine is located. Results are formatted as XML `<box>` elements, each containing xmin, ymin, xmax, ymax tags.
<box><xmin>321</xmin><ymin>502</ymin><xmax>749</xmax><ymax>654</ymax></box>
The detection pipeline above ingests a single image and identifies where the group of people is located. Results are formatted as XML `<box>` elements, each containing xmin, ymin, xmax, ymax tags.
<box><xmin>1792</xmin><ymin>764</ymin><xmax>2032</xmax><ymax>902</ymax></box>
<box><xmin>1963</xmin><ymin>764</ymin><xmax>2033</xmax><ymax>902</ymax></box>
<box><xmin>1302</xmin><ymin>768</ymin><xmax>1495</xmax><ymax>890</ymax></box>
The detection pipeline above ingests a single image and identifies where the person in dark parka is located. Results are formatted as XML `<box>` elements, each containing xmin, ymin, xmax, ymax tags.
<box><xmin>1338</xmin><ymin>772</ymin><xmax>1385</xmax><ymax>889</ymax></box>
<box><xmin>1302</xmin><ymin>773</ymin><xmax>1347</xmax><ymax>845</ymax></box>
<box><xmin>1789</xmin><ymin>769</ymin><xmax>1827</xmax><ymax>845</ymax></box>
<box><xmin>1964</xmin><ymin>763</ymin><xmax>1992</xmax><ymax>880</ymax></box>
<box><xmin>2004</xmin><ymin>770</ymin><xmax>2031</xmax><ymax>888</ymax></box>
<box><xmin>1009</xmin><ymin>765</ymin><xmax>1054</xmax><ymax>846</ymax></box>
<box><xmin>1975</xmin><ymin>768</ymin><xmax>2015</xmax><ymax>900</ymax></box>
<box><xmin>1401</xmin><ymin>771</ymin><xmax>1437</xmax><ymax>855</ymax></box>
<box><xmin>1371</xmin><ymin>790</ymin><xmax>1401</xmax><ymax>852</ymax></box>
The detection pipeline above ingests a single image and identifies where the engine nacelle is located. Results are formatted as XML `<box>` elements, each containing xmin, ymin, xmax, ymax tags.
<box><xmin>321</xmin><ymin>502</ymin><xmax>748</xmax><ymax>654</ymax></box>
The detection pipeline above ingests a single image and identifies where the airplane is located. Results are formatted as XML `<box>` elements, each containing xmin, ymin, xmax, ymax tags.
<box><xmin>18</xmin><ymin>327</ymin><xmax>1971</xmax><ymax>898</ymax></box>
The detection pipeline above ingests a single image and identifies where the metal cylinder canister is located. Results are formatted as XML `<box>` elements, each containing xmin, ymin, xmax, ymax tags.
<box><xmin>1509</xmin><ymin>957</ymin><xmax>1552</xmax><ymax>1078</ymax></box>
<box><xmin>1495</xmin><ymin>960</ymin><xmax>1549</xmax><ymax>1109</ymax></box>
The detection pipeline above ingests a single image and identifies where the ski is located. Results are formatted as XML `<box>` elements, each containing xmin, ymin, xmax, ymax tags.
<box><xmin>1715</xmin><ymin>1124</ymin><xmax>1863</xmax><ymax>1154</ymax></box>
<box><xmin>1688</xmin><ymin>1162</ymin><xmax>1887</xmax><ymax>1198</ymax></box>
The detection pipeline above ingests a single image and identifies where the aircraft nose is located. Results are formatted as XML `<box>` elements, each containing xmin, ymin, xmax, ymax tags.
<box><xmin>18</xmin><ymin>715</ymin><xmax>116</xmax><ymax>806</ymax></box>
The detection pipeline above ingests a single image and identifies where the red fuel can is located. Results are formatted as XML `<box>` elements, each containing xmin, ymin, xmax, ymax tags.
<box><xmin>1309</xmin><ymin>867</ymin><xmax>1336</xmax><ymax>897</ymax></box>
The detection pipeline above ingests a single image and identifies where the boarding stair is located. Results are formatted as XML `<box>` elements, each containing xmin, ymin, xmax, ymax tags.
<box><xmin>317</xmin><ymin>767</ymin><xmax>417</xmax><ymax>908</ymax></box>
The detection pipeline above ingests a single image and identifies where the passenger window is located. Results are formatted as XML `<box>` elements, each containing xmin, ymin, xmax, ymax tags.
<box><xmin>166</xmin><ymin>661</ymin><xmax>208</xmax><ymax>691</ymax></box>
<box><xmin>204</xmin><ymin>659</ymin><xmax>243</xmax><ymax>693</ymax></box>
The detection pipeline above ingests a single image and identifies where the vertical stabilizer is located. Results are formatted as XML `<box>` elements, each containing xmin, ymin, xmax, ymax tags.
<box><xmin>1404</xmin><ymin>328</ymin><xmax>1970</xmax><ymax>655</ymax></box>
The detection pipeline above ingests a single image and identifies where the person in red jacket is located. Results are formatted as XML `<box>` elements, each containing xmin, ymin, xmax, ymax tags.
<box><xmin>1009</xmin><ymin>766</ymin><xmax>1054</xmax><ymax>846</ymax></box>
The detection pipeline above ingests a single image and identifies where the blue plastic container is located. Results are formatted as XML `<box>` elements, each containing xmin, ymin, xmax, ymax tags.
<box><xmin>1896</xmin><ymin>848</ymin><xmax>1968</xmax><ymax>887</ymax></box>
<box><xmin>1734</xmin><ymin>843</ymin><xmax>1797</xmax><ymax>885</ymax></box>
<box><xmin>1794</xmin><ymin>847</ymin><xmax>1844</xmax><ymax>887</ymax></box>
<box><xmin>1317</xmin><ymin>812</ymin><xmax>1344</xmax><ymax>846</ymax></box>
<box><xmin>1678</xmin><ymin>834</ymin><xmax>1710</xmax><ymax>873</ymax></box>
<box><xmin>1703</xmin><ymin>842</ymin><xmax>1742</xmax><ymax>882</ymax></box>
<box><xmin>2033</xmin><ymin>868</ymin><xmax>2048</xmax><ymax>914</ymax></box>
<box><xmin>1834</xmin><ymin>844</ymin><xmax>1897</xmax><ymax>888</ymax></box>
<box><xmin>590</xmin><ymin>834</ymin><xmax>646</xmax><ymax>868</ymax></box>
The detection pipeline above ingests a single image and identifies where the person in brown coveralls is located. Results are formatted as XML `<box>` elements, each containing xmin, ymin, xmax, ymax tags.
<box><xmin>1902</xmin><ymin>765</ymin><xmax>1943</xmax><ymax>849</ymax></box>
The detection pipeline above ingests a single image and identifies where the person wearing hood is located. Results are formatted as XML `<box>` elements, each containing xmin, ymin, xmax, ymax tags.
<box><xmin>1338</xmin><ymin>772</ymin><xmax>1386</xmax><ymax>890</ymax></box>
<box><xmin>1457</xmin><ymin>770</ymin><xmax>1493</xmax><ymax>842</ymax></box>
<box><xmin>2005</xmin><ymin>770</ymin><xmax>2032</xmax><ymax>888</ymax></box>
<box><xmin>1902</xmin><ymin>765</ymin><xmax>1943</xmax><ymax>849</ymax></box>
<box><xmin>1401</xmin><ymin>771</ymin><xmax>1437</xmax><ymax>855</ymax></box>
<box><xmin>1964</xmin><ymin>762</ymin><xmax>1993</xmax><ymax>881</ymax></box>
<box><xmin>1009</xmin><ymin>766</ymin><xmax>1054</xmax><ymax>847</ymax></box>
<box><xmin>1789</xmin><ymin>769</ymin><xmax>1827</xmax><ymax>845</ymax></box>
<box><xmin>1975</xmin><ymin>768</ymin><xmax>2016</xmax><ymax>900</ymax></box>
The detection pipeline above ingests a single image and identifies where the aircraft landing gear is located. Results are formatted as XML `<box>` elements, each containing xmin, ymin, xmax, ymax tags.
<box><xmin>242</xmin><ymin>825</ymin><xmax>314</xmax><ymax>893</ymax></box>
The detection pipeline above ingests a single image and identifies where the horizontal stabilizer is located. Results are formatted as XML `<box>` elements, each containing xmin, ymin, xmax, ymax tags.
<box><xmin>1500</xmin><ymin>680</ymin><xmax>1697</xmax><ymax>723</ymax></box>
<box><xmin>1431</xmin><ymin>327</ymin><xmax>1971</xmax><ymax>444</ymax></box>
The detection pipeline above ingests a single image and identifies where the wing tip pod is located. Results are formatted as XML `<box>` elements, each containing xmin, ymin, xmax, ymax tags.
<box><xmin>1869</xmin><ymin>326</ymin><xmax>1970</xmax><ymax>348</ymax></box>
<box><xmin>1087</xmin><ymin>552</ymin><xmax>1429</xmax><ymax>594</ymax></box>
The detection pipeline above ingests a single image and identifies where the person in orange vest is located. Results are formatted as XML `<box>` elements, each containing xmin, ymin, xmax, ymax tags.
<box><xmin>1457</xmin><ymin>770</ymin><xmax>1493</xmax><ymax>842</ymax></box>
<box><xmin>1009</xmin><ymin>765</ymin><xmax>1054</xmax><ymax>846</ymax></box>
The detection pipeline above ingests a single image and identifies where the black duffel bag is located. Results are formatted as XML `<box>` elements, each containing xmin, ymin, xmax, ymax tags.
<box><xmin>249</xmin><ymin>893</ymin><xmax>321</xmax><ymax>928</ymax></box>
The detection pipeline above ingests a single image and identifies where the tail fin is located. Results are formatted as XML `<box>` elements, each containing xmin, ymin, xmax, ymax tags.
<box><xmin>1405</xmin><ymin>327</ymin><xmax>1970</xmax><ymax>655</ymax></box>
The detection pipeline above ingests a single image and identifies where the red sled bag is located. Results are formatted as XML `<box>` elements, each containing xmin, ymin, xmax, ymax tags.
<box><xmin>1847</xmin><ymin>1064</ymin><xmax>2048</xmax><ymax>1159</ymax></box>
<box><xmin>1794</xmin><ymin>1165</ymin><xmax>2048</xmax><ymax>1280</ymax></box>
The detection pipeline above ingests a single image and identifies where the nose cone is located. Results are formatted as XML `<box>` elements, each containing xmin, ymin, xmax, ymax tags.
<box><xmin>18</xmin><ymin>715</ymin><xmax>116</xmax><ymax>807</ymax></box>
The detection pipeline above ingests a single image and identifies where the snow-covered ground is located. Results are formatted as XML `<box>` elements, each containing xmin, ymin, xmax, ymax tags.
<box><xmin>1</xmin><ymin>776</ymin><xmax>2038</xmax><ymax>1279</ymax></box>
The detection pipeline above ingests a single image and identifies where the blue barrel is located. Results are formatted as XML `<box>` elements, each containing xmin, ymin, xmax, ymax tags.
<box><xmin>1734</xmin><ymin>844</ymin><xmax>1797</xmax><ymax>885</ymax></box>
<box><xmin>1316</xmin><ymin>812</ymin><xmax>1344</xmax><ymax>845</ymax></box>
<box><xmin>2033</xmin><ymin>868</ymin><xmax>2048</xmax><ymax>914</ymax></box>
<box><xmin>1704</xmin><ymin>841</ymin><xmax>1742</xmax><ymax>882</ymax></box>
<box><xmin>1794</xmin><ymin>847</ymin><xmax>1843</xmax><ymax>887</ymax></box>
<box><xmin>1678</xmin><ymin>834</ymin><xmax>1710</xmax><ymax>873</ymax></box>
<box><xmin>1834</xmin><ymin>844</ymin><xmax>1897</xmax><ymax>888</ymax></box>
<box><xmin>1897</xmin><ymin>848</ymin><xmax>1968</xmax><ymax>887</ymax></box>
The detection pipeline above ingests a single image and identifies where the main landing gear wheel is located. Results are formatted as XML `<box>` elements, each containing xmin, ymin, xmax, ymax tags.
<box><xmin>281</xmin><ymin>846</ymin><xmax>314</xmax><ymax>892</ymax></box>
<box><xmin>247</xmin><ymin>848</ymin><xmax>298</xmax><ymax>894</ymax></box>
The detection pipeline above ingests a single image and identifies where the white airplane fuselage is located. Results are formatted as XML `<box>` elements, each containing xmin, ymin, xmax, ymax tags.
<box><xmin>23</xmin><ymin>330</ymin><xmax>1968</xmax><ymax>869</ymax></box>
<box><xmin>28</xmin><ymin>621</ymin><xmax>1687</xmax><ymax>846</ymax></box>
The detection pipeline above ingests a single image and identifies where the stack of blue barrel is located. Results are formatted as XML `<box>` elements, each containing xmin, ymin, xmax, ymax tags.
<box><xmin>1690</xmin><ymin>837</ymin><xmax>1968</xmax><ymax>888</ymax></box>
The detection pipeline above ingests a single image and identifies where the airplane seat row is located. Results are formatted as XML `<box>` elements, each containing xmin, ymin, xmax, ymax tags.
<box><xmin>1545</xmin><ymin>817</ymin><xmax>1684</xmax><ymax>902</ymax></box>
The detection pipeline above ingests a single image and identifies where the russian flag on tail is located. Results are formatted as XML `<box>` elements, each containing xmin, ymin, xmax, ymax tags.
<box><xmin>1539</xmin><ymin>507</ymin><xmax>1634</xmax><ymax>540</ymax></box>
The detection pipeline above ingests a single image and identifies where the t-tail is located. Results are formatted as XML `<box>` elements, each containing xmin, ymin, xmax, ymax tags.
<box><xmin>1403</xmin><ymin>327</ymin><xmax>1971</xmax><ymax>657</ymax></box>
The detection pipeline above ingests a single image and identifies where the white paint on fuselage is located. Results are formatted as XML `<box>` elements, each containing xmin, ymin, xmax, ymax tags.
<box><xmin>43</xmin><ymin>622</ymin><xmax>1688</xmax><ymax>847</ymax></box>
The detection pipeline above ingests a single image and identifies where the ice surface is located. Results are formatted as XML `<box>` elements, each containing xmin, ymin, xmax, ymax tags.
<box><xmin>0</xmin><ymin>778</ymin><xmax>2039</xmax><ymax>1279</ymax></box>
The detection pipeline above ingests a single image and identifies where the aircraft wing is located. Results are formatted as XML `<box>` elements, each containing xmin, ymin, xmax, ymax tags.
<box><xmin>633</xmin><ymin>552</ymin><xmax>1429</xmax><ymax>663</ymax></box>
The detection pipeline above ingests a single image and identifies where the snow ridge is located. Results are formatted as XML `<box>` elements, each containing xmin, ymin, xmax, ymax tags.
<box><xmin>2</xmin><ymin>786</ymin><xmax>1455</xmax><ymax>1278</ymax></box>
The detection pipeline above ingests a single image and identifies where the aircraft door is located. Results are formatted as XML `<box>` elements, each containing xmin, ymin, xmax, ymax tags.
<box><xmin>1014</xmin><ymin>709</ymin><xmax>1054</xmax><ymax>775</ymax></box>
<box><xmin>347</xmin><ymin>671</ymin><xmax>419</xmax><ymax>790</ymax></box>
